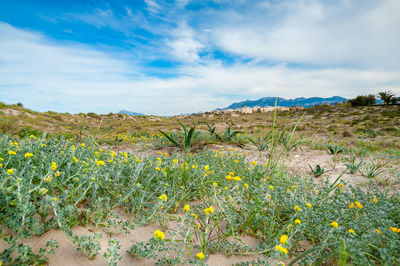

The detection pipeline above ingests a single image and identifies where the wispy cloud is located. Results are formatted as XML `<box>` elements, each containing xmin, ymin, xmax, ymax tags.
<box><xmin>0</xmin><ymin>0</ymin><xmax>399</xmax><ymax>115</ymax></box>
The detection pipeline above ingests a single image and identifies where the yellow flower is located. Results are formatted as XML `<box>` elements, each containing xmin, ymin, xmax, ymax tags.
<box><xmin>6</xmin><ymin>169</ymin><xmax>13</xmax><ymax>175</ymax></box>
<box><xmin>183</xmin><ymin>205</ymin><xmax>190</xmax><ymax>212</ymax></box>
<box><xmin>389</xmin><ymin>227</ymin><xmax>400</xmax><ymax>233</ymax></box>
<box><xmin>269</xmin><ymin>185</ymin><xmax>274</xmax><ymax>190</ymax></box>
<box><xmin>348</xmin><ymin>202</ymin><xmax>355</xmax><ymax>208</ymax></box>
<box><xmin>204</xmin><ymin>206</ymin><xmax>214</xmax><ymax>215</ymax></box>
<box><xmin>155</xmin><ymin>167</ymin><xmax>161</xmax><ymax>171</ymax></box>
<box><xmin>54</xmin><ymin>171</ymin><xmax>61</xmax><ymax>177</ymax></box>
<box><xmin>196</xmin><ymin>252</ymin><xmax>205</xmax><ymax>260</ymax></box>
<box><xmin>0</xmin><ymin>163</ymin><xmax>3</xmax><ymax>168</ymax></box>
<box><xmin>348</xmin><ymin>229</ymin><xmax>355</xmax><ymax>234</ymax></box>
<box><xmin>279</xmin><ymin>234</ymin><xmax>288</xmax><ymax>244</ymax></box>
<box><xmin>8</xmin><ymin>150</ymin><xmax>16</xmax><ymax>155</ymax></box>
<box><xmin>96</xmin><ymin>160</ymin><xmax>105</xmax><ymax>166</ymax></box>
<box><xmin>330</xmin><ymin>221</ymin><xmax>339</xmax><ymax>228</ymax></box>
<box><xmin>39</xmin><ymin>188</ymin><xmax>48</xmax><ymax>195</ymax></box>
<box><xmin>355</xmin><ymin>201</ymin><xmax>363</xmax><ymax>208</ymax></box>
<box><xmin>72</xmin><ymin>156</ymin><xmax>79</xmax><ymax>163</ymax></box>
<box><xmin>191</xmin><ymin>213</ymin><xmax>198</xmax><ymax>219</ymax></box>
<box><xmin>41</xmin><ymin>143</ymin><xmax>47</xmax><ymax>147</ymax></box>
<box><xmin>80</xmin><ymin>143</ymin><xmax>85</xmax><ymax>148</ymax></box>
<box><xmin>251</xmin><ymin>161</ymin><xmax>257</xmax><ymax>166</ymax></box>
<box><xmin>52</xmin><ymin>197</ymin><xmax>57</xmax><ymax>202</ymax></box>
<box><xmin>372</xmin><ymin>198</ymin><xmax>378</xmax><ymax>203</ymax></box>
<box><xmin>225</xmin><ymin>175</ymin><xmax>233</xmax><ymax>180</ymax></box>
<box><xmin>233</xmin><ymin>176</ymin><xmax>241</xmax><ymax>181</ymax></box>
<box><xmin>228</xmin><ymin>172</ymin><xmax>234</xmax><ymax>176</ymax></box>
<box><xmin>154</xmin><ymin>230</ymin><xmax>165</xmax><ymax>240</ymax></box>
<box><xmin>51</xmin><ymin>162</ymin><xmax>57</xmax><ymax>171</ymax></box>
<box><xmin>294</xmin><ymin>205</ymin><xmax>301</xmax><ymax>211</ymax></box>
<box><xmin>158</xmin><ymin>194</ymin><xmax>168</xmax><ymax>201</ymax></box>
<box><xmin>244</xmin><ymin>183</ymin><xmax>249</xmax><ymax>189</ymax></box>
<box><xmin>91</xmin><ymin>177</ymin><xmax>96</xmax><ymax>181</ymax></box>
<box><xmin>337</xmin><ymin>184</ymin><xmax>344</xmax><ymax>188</ymax></box>
<box><xmin>294</xmin><ymin>219</ymin><xmax>301</xmax><ymax>224</ymax></box>
<box><xmin>24</xmin><ymin>152</ymin><xmax>33</xmax><ymax>158</ymax></box>
<box><xmin>204</xmin><ymin>165</ymin><xmax>209</xmax><ymax>171</ymax></box>
<box><xmin>213</xmin><ymin>182</ymin><xmax>218</xmax><ymax>186</ymax></box>
<box><xmin>306</xmin><ymin>203</ymin><xmax>312</xmax><ymax>208</ymax></box>
<box><xmin>234</xmin><ymin>160</ymin><xmax>239</xmax><ymax>163</ymax></box>
<box><xmin>275</xmin><ymin>245</ymin><xmax>288</xmax><ymax>254</ymax></box>
<box><xmin>374</xmin><ymin>229</ymin><xmax>382</xmax><ymax>234</ymax></box>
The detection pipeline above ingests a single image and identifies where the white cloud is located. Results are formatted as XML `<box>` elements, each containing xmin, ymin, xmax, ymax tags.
<box><xmin>0</xmin><ymin>20</ymin><xmax>399</xmax><ymax>116</ymax></box>
<box><xmin>166</xmin><ymin>22</ymin><xmax>205</xmax><ymax>63</ymax></box>
<box><xmin>209</xmin><ymin>0</ymin><xmax>400</xmax><ymax>69</ymax></box>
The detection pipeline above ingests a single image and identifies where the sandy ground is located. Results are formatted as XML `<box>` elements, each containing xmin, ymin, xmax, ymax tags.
<box><xmin>1</xmin><ymin>145</ymin><xmax>397</xmax><ymax>265</ymax></box>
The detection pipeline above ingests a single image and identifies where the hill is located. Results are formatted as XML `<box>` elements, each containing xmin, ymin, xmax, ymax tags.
<box><xmin>118</xmin><ymin>110</ymin><xmax>145</xmax><ymax>116</ymax></box>
<box><xmin>223</xmin><ymin>96</ymin><xmax>347</xmax><ymax>109</ymax></box>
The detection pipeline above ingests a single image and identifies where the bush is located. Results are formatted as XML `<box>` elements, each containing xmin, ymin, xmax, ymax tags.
<box><xmin>348</xmin><ymin>95</ymin><xmax>376</xmax><ymax>106</ymax></box>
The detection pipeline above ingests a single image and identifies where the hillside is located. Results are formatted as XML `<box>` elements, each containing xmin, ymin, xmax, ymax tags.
<box><xmin>223</xmin><ymin>96</ymin><xmax>347</xmax><ymax>109</ymax></box>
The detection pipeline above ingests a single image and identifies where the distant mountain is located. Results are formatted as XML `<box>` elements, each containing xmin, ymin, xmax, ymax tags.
<box><xmin>222</xmin><ymin>96</ymin><xmax>347</xmax><ymax>109</ymax></box>
<box><xmin>118</xmin><ymin>110</ymin><xmax>145</xmax><ymax>116</ymax></box>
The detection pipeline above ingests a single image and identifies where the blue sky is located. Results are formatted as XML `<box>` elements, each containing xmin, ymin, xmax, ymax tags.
<box><xmin>0</xmin><ymin>0</ymin><xmax>399</xmax><ymax>115</ymax></box>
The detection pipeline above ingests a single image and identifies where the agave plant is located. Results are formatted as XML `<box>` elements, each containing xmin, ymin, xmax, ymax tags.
<box><xmin>159</xmin><ymin>122</ymin><xmax>195</xmax><ymax>152</ymax></box>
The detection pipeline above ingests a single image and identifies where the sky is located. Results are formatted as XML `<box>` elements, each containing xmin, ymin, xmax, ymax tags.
<box><xmin>0</xmin><ymin>0</ymin><xmax>399</xmax><ymax>116</ymax></box>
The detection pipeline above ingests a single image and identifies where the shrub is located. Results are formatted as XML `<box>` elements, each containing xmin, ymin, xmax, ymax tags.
<box><xmin>348</xmin><ymin>95</ymin><xmax>376</xmax><ymax>106</ymax></box>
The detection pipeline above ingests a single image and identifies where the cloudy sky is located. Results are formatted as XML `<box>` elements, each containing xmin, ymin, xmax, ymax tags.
<box><xmin>0</xmin><ymin>0</ymin><xmax>399</xmax><ymax>115</ymax></box>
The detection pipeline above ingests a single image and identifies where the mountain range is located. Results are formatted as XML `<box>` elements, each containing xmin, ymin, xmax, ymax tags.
<box><xmin>222</xmin><ymin>96</ymin><xmax>347</xmax><ymax>110</ymax></box>
<box><xmin>118</xmin><ymin>110</ymin><xmax>145</xmax><ymax>116</ymax></box>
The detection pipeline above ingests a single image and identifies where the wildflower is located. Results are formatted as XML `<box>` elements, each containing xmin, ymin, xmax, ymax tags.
<box><xmin>154</xmin><ymin>230</ymin><xmax>165</xmax><ymax>240</ymax></box>
<box><xmin>43</xmin><ymin>176</ymin><xmax>53</xmax><ymax>183</ymax></box>
<box><xmin>96</xmin><ymin>160</ymin><xmax>105</xmax><ymax>166</ymax></box>
<box><xmin>155</xmin><ymin>167</ymin><xmax>161</xmax><ymax>171</ymax></box>
<box><xmin>191</xmin><ymin>213</ymin><xmax>198</xmax><ymax>219</ymax></box>
<box><xmin>266</xmin><ymin>176</ymin><xmax>271</xmax><ymax>181</ymax></box>
<box><xmin>24</xmin><ymin>152</ymin><xmax>33</xmax><ymax>158</ymax></box>
<box><xmin>275</xmin><ymin>245</ymin><xmax>288</xmax><ymax>254</ymax></box>
<box><xmin>337</xmin><ymin>184</ymin><xmax>344</xmax><ymax>188</ymax></box>
<box><xmin>204</xmin><ymin>165</ymin><xmax>209</xmax><ymax>171</ymax></box>
<box><xmin>234</xmin><ymin>160</ymin><xmax>239</xmax><ymax>163</ymax></box>
<box><xmin>183</xmin><ymin>205</ymin><xmax>190</xmax><ymax>212</ymax></box>
<box><xmin>348</xmin><ymin>229</ymin><xmax>355</xmax><ymax>234</ymax></box>
<box><xmin>251</xmin><ymin>161</ymin><xmax>257</xmax><ymax>166</ymax></box>
<box><xmin>233</xmin><ymin>176</ymin><xmax>241</xmax><ymax>181</ymax></box>
<box><xmin>39</xmin><ymin>188</ymin><xmax>48</xmax><ymax>195</ymax></box>
<box><xmin>348</xmin><ymin>202</ymin><xmax>355</xmax><ymax>208</ymax></box>
<box><xmin>374</xmin><ymin>229</ymin><xmax>382</xmax><ymax>234</ymax></box>
<box><xmin>80</xmin><ymin>143</ymin><xmax>85</xmax><ymax>148</ymax></box>
<box><xmin>372</xmin><ymin>198</ymin><xmax>378</xmax><ymax>203</ymax></box>
<box><xmin>279</xmin><ymin>235</ymin><xmax>288</xmax><ymax>244</ymax></box>
<box><xmin>355</xmin><ymin>201</ymin><xmax>363</xmax><ymax>208</ymax></box>
<box><xmin>229</xmin><ymin>171</ymin><xmax>234</xmax><ymax>176</ymax></box>
<box><xmin>389</xmin><ymin>227</ymin><xmax>400</xmax><ymax>233</ymax></box>
<box><xmin>225</xmin><ymin>175</ymin><xmax>233</xmax><ymax>180</ymax></box>
<box><xmin>54</xmin><ymin>171</ymin><xmax>61</xmax><ymax>177</ymax></box>
<box><xmin>17</xmin><ymin>178</ymin><xmax>22</xmax><ymax>182</ymax></box>
<box><xmin>196</xmin><ymin>252</ymin><xmax>205</xmax><ymax>260</ymax></box>
<box><xmin>294</xmin><ymin>219</ymin><xmax>301</xmax><ymax>224</ymax></box>
<box><xmin>41</xmin><ymin>143</ymin><xmax>47</xmax><ymax>147</ymax></box>
<box><xmin>269</xmin><ymin>185</ymin><xmax>274</xmax><ymax>190</ymax></box>
<box><xmin>330</xmin><ymin>221</ymin><xmax>339</xmax><ymax>228</ymax></box>
<box><xmin>158</xmin><ymin>194</ymin><xmax>168</xmax><ymax>201</ymax></box>
<box><xmin>213</xmin><ymin>182</ymin><xmax>218</xmax><ymax>186</ymax></box>
<box><xmin>204</xmin><ymin>206</ymin><xmax>214</xmax><ymax>215</ymax></box>
<box><xmin>294</xmin><ymin>205</ymin><xmax>301</xmax><ymax>211</ymax></box>
<box><xmin>8</xmin><ymin>150</ymin><xmax>16</xmax><ymax>155</ymax></box>
<box><xmin>91</xmin><ymin>177</ymin><xmax>96</xmax><ymax>181</ymax></box>
<box><xmin>224</xmin><ymin>186</ymin><xmax>228</xmax><ymax>191</ymax></box>
<box><xmin>72</xmin><ymin>156</ymin><xmax>79</xmax><ymax>163</ymax></box>
<box><xmin>51</xmin><ymin>162</ymin><xmax>57</xmax><ymax>171</ymax></box>
<box><xmin>244</xmin><ymin>183</ymin><xmax>249</xmax><ymax>189</ymax></box>
<box><xmin>52</xmin><ymin>197</ymin><xmax>57</xmax><ymax>202</ymax></box>
<box><xmin>6</xmin><ymin>169</ymin><xmax>13</xmax><ymax>175</ymax></box>
<box><xmin>0</xmin><ymin>163</ymin><xmax>2</xmax><ymax>168</ymax></box>
<box><xmin>306</xmin><ymin>203</ymin><xmax>312</xmax><ymax>208</ymax></box>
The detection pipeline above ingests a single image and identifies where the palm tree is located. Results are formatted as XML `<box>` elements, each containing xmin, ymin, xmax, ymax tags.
<box><xmin>377</xmin><ymin>91</ymin><xmax>395</xmax><ymax>105</ymax></box>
